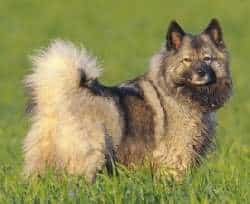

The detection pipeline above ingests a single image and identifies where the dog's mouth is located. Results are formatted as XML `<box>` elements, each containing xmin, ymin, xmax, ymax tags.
<box><xmin>187</xmin><ymin>66</ymin><xmax>217</xmax><ymax>87</ymax></box>
<box><xmin>174</xmin><ymin>76</ymin><xmax>232</xmax><ymax>111</ymax></box>
<box><xmin>175</xmin><ymin>75</ymin><xmax>216</xmax><ymax>88</ymax></box>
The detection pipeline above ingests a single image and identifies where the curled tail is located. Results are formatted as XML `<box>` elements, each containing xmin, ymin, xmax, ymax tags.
<box><xmin>24</xmin><ymin>39</ymin><xmax>102</xmax><ymax>114</ymax></box>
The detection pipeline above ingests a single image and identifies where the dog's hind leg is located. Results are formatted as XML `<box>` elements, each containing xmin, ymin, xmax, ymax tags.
<box><xmin>23</xmin><ymin>118</ymin><xmax>55</xmax><ymax>177</ymax></box>
<box><xmin>54</xmin><ymin>118</ymin><xmax>107</xmax><ymax>182</ymax></box>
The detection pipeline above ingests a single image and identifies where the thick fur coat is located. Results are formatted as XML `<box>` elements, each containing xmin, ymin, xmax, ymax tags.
<box><xmin>23</xmin><ymin>19</ymin><xmax>232</xmax><ymax>182</ymax></box>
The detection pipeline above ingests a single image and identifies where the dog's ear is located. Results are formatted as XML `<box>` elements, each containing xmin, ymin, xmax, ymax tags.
<box><xmin>166</xmin><ymin>20</ymin><xmax>186</xmax><ymax>51</ymax></box>
<box><xmin>203</xmin><ymin>18</ymin><xmax>225</xmax><ymax>48</ymax></box>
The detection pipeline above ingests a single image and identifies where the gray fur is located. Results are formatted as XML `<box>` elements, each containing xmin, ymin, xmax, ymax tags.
<box><xmin>23</xmin><ymin>20</ymin><xmax>232</xmax><ymax>181</ymax></box>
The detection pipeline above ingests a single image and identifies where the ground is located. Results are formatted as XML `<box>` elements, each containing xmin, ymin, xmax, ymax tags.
<box><xmin>0</xmin><ymin>0</ymin><xmax>249</xmax><ymax>203</ymax></box>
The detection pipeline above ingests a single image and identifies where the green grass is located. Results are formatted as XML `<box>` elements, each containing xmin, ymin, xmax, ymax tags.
<box><xmin>0</xmin><ymin>0</ymin><xmax>249</xmax><ymax>203</ymax></box>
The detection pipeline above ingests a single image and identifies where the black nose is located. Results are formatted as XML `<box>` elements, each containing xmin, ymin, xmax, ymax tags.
<box><xmin>197</xmin><ymin>66</ymin><xmax>216</xmax><ymax>85</ymax></box>
<box><xmin>197</xmin><ymin>68</ymin><xmax>206</xmax><ymax>78</ymax></box>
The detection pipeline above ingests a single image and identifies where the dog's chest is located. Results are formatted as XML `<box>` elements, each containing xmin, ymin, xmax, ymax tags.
<box><xmin>153</xmin><ymin>97</ymin><xmax>215</xmax><ymax>171</ymax></box>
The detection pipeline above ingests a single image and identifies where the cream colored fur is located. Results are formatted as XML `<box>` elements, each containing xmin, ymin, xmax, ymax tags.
<box><xmin>23</xmin><ymin>40</ymin><xmax>122</xmax><ymax>182</ymax></box>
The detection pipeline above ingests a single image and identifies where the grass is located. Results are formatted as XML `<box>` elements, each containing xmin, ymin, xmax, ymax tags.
<box><xmin>0</xmin><ymin>0</ymin><xmax>249</xmax><ymax>203</ymax></box>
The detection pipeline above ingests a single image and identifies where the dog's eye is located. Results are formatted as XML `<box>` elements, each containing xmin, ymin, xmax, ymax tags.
<box><xmin>183</xmin><ymin>58</ymin><xmax>192</xmax><ymax>63</ymax></box>
<box><xmin>203</xmin><ymin>56</ymin><xmax>212</xmax><ymax>62</ymax></box>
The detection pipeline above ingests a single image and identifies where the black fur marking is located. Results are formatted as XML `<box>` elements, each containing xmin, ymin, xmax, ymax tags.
<box><xmin>115</xmin><ymin>80</ymin><xmax>156</xmax><ymax>166</ymax></box>
<box><xmin>147</xmin><ymin>79</ymin><xmax>167</xmax><ymax>136</ymax></box>
<box><xmin>84</xmin><ymin>79</ymin><xmax>142</xmax><ymax>99</ymax></box>
<box><xmin>79</xmin><ymin>69</ymin><xmax>87</xmax><ymax>87</ymax></box>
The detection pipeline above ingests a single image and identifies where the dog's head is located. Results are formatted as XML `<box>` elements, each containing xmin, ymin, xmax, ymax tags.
<box><xmin>155</xmin><ymin>19</ymin><xmax>232</xmax><ymax>111</ymax></box>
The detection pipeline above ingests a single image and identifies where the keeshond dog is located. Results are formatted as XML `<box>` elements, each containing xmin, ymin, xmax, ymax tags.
<box><xmin>23</xmin><ymin>19</ymin><xmax>232</xmax><ymax>182</ymax></box>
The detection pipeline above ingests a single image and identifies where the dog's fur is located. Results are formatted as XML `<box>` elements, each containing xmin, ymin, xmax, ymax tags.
<box><xmin>23</xmin><ymin>19</ymin><xmax>232</xmax><ymax>182</ymax></box>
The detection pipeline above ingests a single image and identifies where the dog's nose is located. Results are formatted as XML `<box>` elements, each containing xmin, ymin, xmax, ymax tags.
<box><xmin>197</xmin><ymin>68</ymin><xmax>206</xmax><ymax>78</ymax></box>
<box><xmin>191</xmin><ymin>66</ymin><xmax>216</xmax><ymax>85</ymax></box>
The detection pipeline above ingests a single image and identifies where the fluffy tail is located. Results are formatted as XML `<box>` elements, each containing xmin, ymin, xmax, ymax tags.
<box><xmin>24</xmin><ymin>39</ymin><xmax>101</xmax><ymax>115</ymax></box>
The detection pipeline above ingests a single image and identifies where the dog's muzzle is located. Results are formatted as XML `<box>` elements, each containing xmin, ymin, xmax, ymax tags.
<box><xmin>189</xmin><ymin>64</ymin><xmax>216</xmax><ymax>86</ymax></box>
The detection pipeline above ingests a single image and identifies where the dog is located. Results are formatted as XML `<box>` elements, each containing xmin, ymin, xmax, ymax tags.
<box><xmin>23</xmin><ymin>19</ymin><xmax>232</xmax><ymax>182</ymax></box>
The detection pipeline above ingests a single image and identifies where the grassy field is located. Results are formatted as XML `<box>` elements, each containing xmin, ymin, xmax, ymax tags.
<box><xmin>0</xmin><ymin>0</ymin><xmax>249</xmax><ymax>203</ymax></box>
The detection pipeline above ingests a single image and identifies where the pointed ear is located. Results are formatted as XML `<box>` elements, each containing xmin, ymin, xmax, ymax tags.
<box><xmin>204</xmin><ymin>18</ymin><xmax>225</xmax><ymax>48</ymax></box>
<box><xmin>166</xmin><ymin>20</ymin><xmax>186</xmax><ymax>51</ymax></box>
